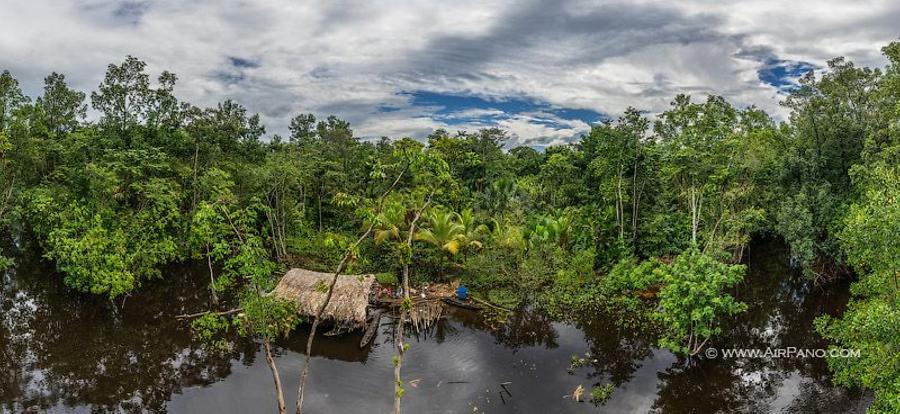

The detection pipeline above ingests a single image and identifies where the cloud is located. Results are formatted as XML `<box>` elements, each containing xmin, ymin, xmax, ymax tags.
<box><xmin>0</xmin><ymin>0</ymin><xmax>896</xmax><ymax>146</ymax></box>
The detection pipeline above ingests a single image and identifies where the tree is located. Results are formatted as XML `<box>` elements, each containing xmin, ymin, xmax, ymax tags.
<box><xmin>0</xmin><ymin>70</ymin><xmax>28</xmax><ymax>131</ymax></box>
<box><xmin>190</xmin><ymin>193</ymin><xmax>298</xmax><ymax>414</ymax></box>
<box><xmin>289</xmin><ymin>113</ymin><xmax>316</xmax><ymax>143</ymax></box>
<box><xmin>815</xmin><ymin>163</ymin><xmax>900</xmax><ymax>412</ymax></box>
<box><xmin>36</xmin><ymin>72</ymin><xmax>86</xmax><ymax>138</ymax></box>
<box><xmin>456</xmin><ymin>208</ymin><xmax>488</xmax><ymax>260</ymax></box>
<box><xmin>656</xmin><ymin>95</ymin><xmax>738</xmax><ymax>245</ymax></box>
<box><xmin>653</xmin><ymin>247</ymin><xmax>747</xmax><ymax>355</ymax></box>
<box><xmin>190</xmin><ymin>168</ymin><xmax>239</xmax><ymax>304</ymax></box>
<box><xmin>295</xmin><ymin>162</ymin><xmax>410</xmax><ymax>414</ymax></box>
<box><xmin>415</xmin><ymin>209</ymin><xmax>464</xmax><ymax>260</ymax></box>
<box><xmin>777</xmin><ymin>56</ymin><xmax>880</xmax><ymax>276</ymax></box>
<box><xmin>91</xmin><ymin>56</ymin><xmax>152</xmax><ymax>142</ymax></box>
<box><xmin>584</xmin><ymin>107</ymin><xmax>649</xmax><ymax>246</ymax></box>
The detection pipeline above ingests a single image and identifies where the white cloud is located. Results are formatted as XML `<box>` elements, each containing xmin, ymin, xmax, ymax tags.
<box><xmin>0</xmin><ymin>0</ymin><xmax>896</xmax><ymax>145</ymax></box>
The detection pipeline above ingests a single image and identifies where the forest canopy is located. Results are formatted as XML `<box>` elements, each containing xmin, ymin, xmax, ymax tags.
<box><xmin>1</xmin><ymin>43</ymin><xmax>898</xmax><ymax>412</ymax></box>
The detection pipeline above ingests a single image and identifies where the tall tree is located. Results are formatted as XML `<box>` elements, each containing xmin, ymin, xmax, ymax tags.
<box><xmin>35</xmin><ymin>72</ymin><xmax>86</xmax><ymax>138</ymax></box>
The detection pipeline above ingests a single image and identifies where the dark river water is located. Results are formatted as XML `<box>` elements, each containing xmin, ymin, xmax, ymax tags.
<box><xmin>1</xmin><ymin>240</ymin><xmax>871</xmax><ymax>413</ymax></box>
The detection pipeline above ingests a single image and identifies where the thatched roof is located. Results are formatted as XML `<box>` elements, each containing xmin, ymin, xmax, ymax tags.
<box><xmin>271</xmin><ymin>268</ymin><xmax>375</xmax><ymax>325</ymax></box>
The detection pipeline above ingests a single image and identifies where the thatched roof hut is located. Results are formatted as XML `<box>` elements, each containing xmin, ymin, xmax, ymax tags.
<box><xmin>271</xmin><ymin>268</ymin><xmax>375</xmax><ymax>326</ymax></box>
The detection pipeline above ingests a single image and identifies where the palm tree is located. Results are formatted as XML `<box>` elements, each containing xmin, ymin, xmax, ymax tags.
<box><xmin>456</xmin><ymin>208</ymin><xmax>488</xmax><ymax>261</ymax></box>
<box><xmin>481</xmin><ymin>178</ymin><xmax>517</xmax><ymax>213</ymax></box>
<box><xmin>526</xmin><ymin>210</ymin><xmax>573</xmax><ymax>250</ymax></box>
<box><xmin>372</xmin><ymin>202</ymin><xmax>406</xmax><ymax>246</ymax></box>
<box><xmin>491</xmin><ymin>218</ymin><xmax>526</xmax><ymax>253</ymax></box>
<box><xmin>415</xmin><ymin>209</ymin><xmax>465</xmax><ymax>270</ymax></box>
<box><xmin>547</xmin><ymin>210</ymin><xmax>573</xmax><ymax>250</ymax></box>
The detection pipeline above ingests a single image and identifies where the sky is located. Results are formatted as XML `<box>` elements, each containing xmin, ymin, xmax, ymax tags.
<box><xmin>1</xmin><ymin>0</ymin><xmax>898</xmax><ymax>147</ymax></box>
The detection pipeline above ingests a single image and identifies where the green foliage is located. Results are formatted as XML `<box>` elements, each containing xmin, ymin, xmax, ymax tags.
<box><xmin>0</xmin><ymin>254</ymin><xmax>13</xmax><ymax>271</ymax></box>
<box><xmin>37</xmin><ymin>181</ymin><xmax>182</xmax><ymax>299</ymax></box>
<box><xmin>415</xmin><ymin>208</ymin><xmax>465</xmax><ymax>256</ymax></box>
<box><xmin>288</xmin><ymin>230</ymin><xmax>356</xmax><ymax>272</ymax></box>
<box><xmin>653</xmin><ymin>247</ymin><xmax>747</xmax><ymax>355</ymax></box>
<box><xmin>590</xmin><ymin>384</ymin><xmax>615</xmax><ymax>405</ymax></box>
<box><xmin>45</xmin><ymin>207</ymin><xmax>138</xmax><ymax>298</ymax></box>
<box><xmin>776</xmin><ymin>192</ymin><xmax>816</xmax><ymax>269</ymax></box>
<box><xmin>840</xmin><ymin>163</ymin><xmax>900</xmax><ymax>295</ymax></box>
<box><xmin>236</xmin><ymin>295</ymin><xmax>301</xmax><ymax>341</ymax></box>
<box><xmin>190</xmin><ymin>313</ymin><xmax>232</xmax><ymax>351</ymax></box>
<box><xmin>815</xmin><ymin>162</ymin><xmax>900</xmax><ymax>412</ymax></box>
<box><xmin>601</xmin><ymin>257</ymin><xmax>663</xmax><ymax>295</ymax></box>
<box><xmin>375</xmin><ymin>272</ymin><xmax>397</xmax><ymax>285</ymax></box>
<box><xmin>815</xmin><ymin>300</ymin><xmax>899</xmax><ymax>413</ymax></box>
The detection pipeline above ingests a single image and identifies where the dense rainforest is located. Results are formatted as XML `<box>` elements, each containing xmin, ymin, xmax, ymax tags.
<box><xmin>0</xmin><ymin>43</ymin><xmax>898</xmax><ymax>413</ymax></box>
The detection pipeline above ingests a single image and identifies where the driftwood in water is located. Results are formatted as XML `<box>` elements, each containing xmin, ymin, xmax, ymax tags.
<box><xmin>359</xmin><ymin>310</ymin><xmax>383</xmax><ymax>348</ymax></box>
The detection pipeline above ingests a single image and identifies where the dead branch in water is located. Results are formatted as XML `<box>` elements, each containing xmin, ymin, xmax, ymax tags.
<box><xmin>175</xmin><ymin>308</ymin><xmax>242</xmax><ymax>320</ymax></box>
<box><xmin>471</xmin><ymin>296</ymin><xmax>513</xmax><ymax>313</ymax></box>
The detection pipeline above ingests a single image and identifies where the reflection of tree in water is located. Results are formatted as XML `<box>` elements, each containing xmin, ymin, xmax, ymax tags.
<box><xmin>382</xmin><ymin>303</ymin><xmax>563</xmax><ymax>352</ymax></box>
<box><xmin>409</xmin><ymin>315</ymin><xmax>460</xmax><ymax>345</ymax></box>
<box><xmin>782</xmin><ymin>379</ymin><xmax>869</xmax><ymax>413</ymax></box>
<box><xmin>415</xmin><ymin>304</ymin><xmax>561</xmax><ymax>351</ymax></box>
<box><xmin>651</xmin><ymin>358</ymin><xmax>776</xmax><ymax>413</ymax></box>
<box><xmin>0</xmin><ymin>246</ymin><xmax>252</xmax><ymax>413</ymax></box>
<box><xmin>489</xmin><ymin>305</ymin><xmax>560</xmax><ymax>350</ymax></box>
<box><xmin>651</xmin><ymin>242</ymin><xmax>863</xmax><ymax>413</ymax></box>
<box><xmin>574</xmin><ymin>313</ymin><xmax>655</xmax><ymax>386</ymax></box>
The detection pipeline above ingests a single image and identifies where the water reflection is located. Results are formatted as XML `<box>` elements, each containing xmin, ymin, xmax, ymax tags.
<box><xmin>1</xmin><ymin>240</ymin><xmax>872</xmax><ymax>413</ymax></box>
<box><xmin>0</xmin><ymin>242</ymin><xmax>251</xmax><ymax>412</ymax></box>
<box><xmin>649</xmin><ymin>242</ymin><xmax>869</xmax><ymax>413</ymax></box>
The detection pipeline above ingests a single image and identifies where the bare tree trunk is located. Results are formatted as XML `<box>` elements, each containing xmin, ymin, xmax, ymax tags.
<box><xmin>393</xmin><ymin>191</ymin><xmax>433</xmax><ymax>414</ymax></box>
<box><xmin>191</xmin><ymin>142</ymin><xmax>200</xmax><ymax>213</ymax></box>
<box><xmin>693</xmin><ymin>192</ymin><xmax>698</xmax><ymax>244</ymax></box>
<box><xmin>296</xmin><ymin>168</ymin><xmax>407</xmax><ymax>414</ymax></box>
<box><xmin>689</xmin><ymin>184</ymin><xmax>702</xmax><ymax>245</ymax></box>
<box><xmin>696</xmin><ymin>193</ymin><xmax>703</xmax><ymax>244</ymax></box>
<box><xmin>616</xmin><ymin>165</ymin><xmax>625</xmax><ymax>241</ymax></box>
<box><xmin>393</xmin><ymin>291</ymin><xmax>406</xmax><ymax>414</ymax></box>
<box><xmin>317</xmin><ymin>186</ymin><xmax>323</xmax><ymax>233</ymax></box>
<box><xmin>263</xmin><ymin>338</ymin><xmax>287</xmax><ymax>414</ymax></box>
<box><xmin>206</xmin><ymin>245</ymin><xmax>218</xmax><ymax>305</ymax></box>
<box><xmin>631</xmin><ymin>149</ymin><xmax>640</xmax><ymax>246</ymax></box>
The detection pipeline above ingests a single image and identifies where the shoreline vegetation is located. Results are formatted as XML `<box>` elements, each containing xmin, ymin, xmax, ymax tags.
<box><xmin>1</xmin><ymin>43</ymin><xmax>898</xmax><ymax>412</ymax></box>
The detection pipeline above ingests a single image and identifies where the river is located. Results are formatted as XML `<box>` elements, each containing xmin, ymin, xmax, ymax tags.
<box><xmin>0</xmin><ymin>240</ymin><xmax>871</xmax><ymax>413</ymax></box>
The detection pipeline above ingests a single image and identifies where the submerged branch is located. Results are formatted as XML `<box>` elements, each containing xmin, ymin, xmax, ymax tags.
<box><xmin>174</xmin><ymin>308</ymin><xmax>242</xmax><ymax>320</ymax></box>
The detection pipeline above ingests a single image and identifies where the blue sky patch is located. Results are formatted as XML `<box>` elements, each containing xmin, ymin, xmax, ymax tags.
<box><xmin>398</xmin><ymin>91</ymin><xmax>606</xmax><ymax>128</ymax></box>
<box><xmin>758</xmin><ymin>58</ymin><xmax>817</xmax><ymax>92</ymax></box>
